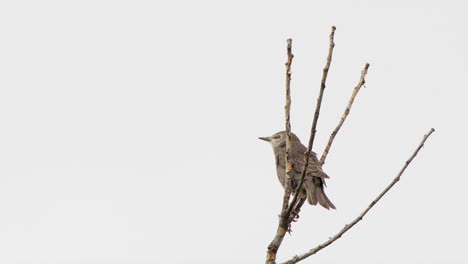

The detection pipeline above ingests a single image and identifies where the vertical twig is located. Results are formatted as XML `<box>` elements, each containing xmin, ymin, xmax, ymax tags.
<box><xmin>320</xmin><ymin>63</ymin><xmax>370</xmax><ymax>166</ymax></box>
<box><xmin>286</xmin><ymin>26</ymin><xmax>336</xmax><ymax>216</ymax></box>
<box><xmin>281</xmin><ymin>128</ymin><xmax>436</xmax><ymax>264</ymax></box>
<box><xmin>265</xmin><ymin>38</ymin><xmax>295</xmax><ymax>264</ymax></box>
<box><xmin>284</xmin><ymin>38</ymin><xmax>294</xmax><ymax>188</ymax></box>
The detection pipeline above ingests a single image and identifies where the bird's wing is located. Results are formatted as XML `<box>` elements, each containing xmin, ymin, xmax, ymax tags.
<box><xmin>291</xmin><ymin>150</ymin><xmax>329</xmax><ymax>179</ymax></box>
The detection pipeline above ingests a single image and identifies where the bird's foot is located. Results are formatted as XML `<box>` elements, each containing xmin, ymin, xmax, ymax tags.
<box><xmin>292</xmin><ymin>213</ymin><xmax>300</xmax><ymax>221</ymax></box>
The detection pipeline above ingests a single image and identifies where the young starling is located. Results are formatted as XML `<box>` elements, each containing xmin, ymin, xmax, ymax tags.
<box><xmin>259</xmin><ymin>131</ymin><xmax>335</xmax><ymax>209</ymax></box>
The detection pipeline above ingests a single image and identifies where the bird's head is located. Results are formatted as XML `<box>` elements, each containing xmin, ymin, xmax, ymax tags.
<box><xmin>258</xmin><ymin>131</ymin><xmax>299</xmax><ymax>148</ymax></box>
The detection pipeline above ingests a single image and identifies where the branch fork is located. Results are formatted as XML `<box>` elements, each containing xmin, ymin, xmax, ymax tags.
<box><xmin>264</xmin><ymin>26</ymin><xmax>435</xmax><ymax>264</ymax></box>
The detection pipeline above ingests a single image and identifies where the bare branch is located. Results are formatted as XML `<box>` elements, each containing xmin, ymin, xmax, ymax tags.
<box><xmin>286</xmin><ymin>26</ymin><xmax>336</xmax><ymax>216</ymax></box>
<box><xmin>265</xmin><ymin>38</ymin><xmax>295</xmax><ymax>264</ymax></box>
<box><xmin>284</xmin><ymin>38</ymin><xmax>294</xmax><ymax>184</ymax></box>
<box><xmin>281</xmin><ymin>128</ymin><xmax>436</xmax><ymax>264</ymax></box>
<box><xmin>320</xmin><ymin>63</ymin><xmax>370</xmax><ymax>166</ymax></box>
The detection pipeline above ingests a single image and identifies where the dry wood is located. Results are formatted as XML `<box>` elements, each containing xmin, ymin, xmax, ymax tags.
<box><xmin>320</xmin><ymin>63</ymin><xmax>370</xmax><ymax>166</ymax></box>
<box><xmin>265</xmin><ymin>38</ymin><xmax>294</xmax><ymax>264</ymax></box>
<box><xmin>281</xmin><ymin>128</ymin><xmax>436</xmax><ymax>264</ymax></box>
<box><xmin>286</xmin><ymin>26</ymin><xmax>336</xmax><ymax>217</ymax></box>
<box><xmin>284</xmin><ymin>38</ymin><xmax>294</xmax><ymax>183</ymax></box>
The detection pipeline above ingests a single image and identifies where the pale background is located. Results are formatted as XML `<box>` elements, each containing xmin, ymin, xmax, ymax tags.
<box><xmin>0</xmin><ymin>1</ymin><xmax>466</xmax><ymax>263</ymax></box>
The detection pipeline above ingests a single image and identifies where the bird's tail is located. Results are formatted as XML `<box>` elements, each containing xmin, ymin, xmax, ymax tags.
<box><xmin>305</xmin><ymin>178</ymin><xmax>336</xmax><ymax>210</ymax></box>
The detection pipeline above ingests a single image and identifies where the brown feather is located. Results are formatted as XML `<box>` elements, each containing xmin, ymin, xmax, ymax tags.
<box><xmin>269</xmin><ymin>131</ymin><xmax>335</xmax><ymax>210</ymax></box>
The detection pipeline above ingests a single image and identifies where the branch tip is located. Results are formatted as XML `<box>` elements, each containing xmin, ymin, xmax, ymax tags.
<box><xmin>319</xmin><ymin>62</ymin><xmax>370</xmax><ymax>166</ymax></box>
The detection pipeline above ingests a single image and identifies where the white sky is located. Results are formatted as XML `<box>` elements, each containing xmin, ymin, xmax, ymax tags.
<box><xmin>0</xmin><ymin>1</ymin><xmax>467</xmax><ymax>263</ymax></box>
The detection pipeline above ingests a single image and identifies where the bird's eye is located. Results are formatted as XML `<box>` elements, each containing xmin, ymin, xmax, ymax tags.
<box><xmin>274</xmin><ymin>135</ymin><xmax>281</xmax><ymax>139</ymax></box>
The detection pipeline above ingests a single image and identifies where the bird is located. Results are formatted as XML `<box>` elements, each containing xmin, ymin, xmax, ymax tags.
<box><xmin>259</xmin><ymin>131</ymin><xmax>335</xmax><ymax>209</ymax></box>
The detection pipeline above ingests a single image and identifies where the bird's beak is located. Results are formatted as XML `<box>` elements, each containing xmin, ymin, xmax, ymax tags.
<box><xmin>258</xmin><ymin>137</ymin><xmax>271</xmax><ymax>142</ymax></box>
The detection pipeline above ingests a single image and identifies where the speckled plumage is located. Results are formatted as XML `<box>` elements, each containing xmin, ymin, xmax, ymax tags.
<box><xmin>260</xmin><ymin>131</ymin><xmax>335</xmax><ymax>210</ymax></box>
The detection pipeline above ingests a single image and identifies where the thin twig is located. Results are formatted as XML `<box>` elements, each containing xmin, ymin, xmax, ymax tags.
<box><xmin>320</xmin><ymin>63</ymin><xmax>370</xmax><ymax>166</ymax></box>
<box><xmin>284</xmin><ymin>38</ymin><xmax>294</xmax><ymax>184</ymax></box>
<box><xmin>281</xmin><ymin>128</ymin><xmax>436</xmax><ymax>264</ymax></box>
<box><xmin>265</xmin><ymin>38</ymin><xmax>294</xmax><ymax>264</ymax></box>
<box><xmin>286</xmin><ymin>26</ymin><xmax>336</xmax><ymax>217</ymax></box>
